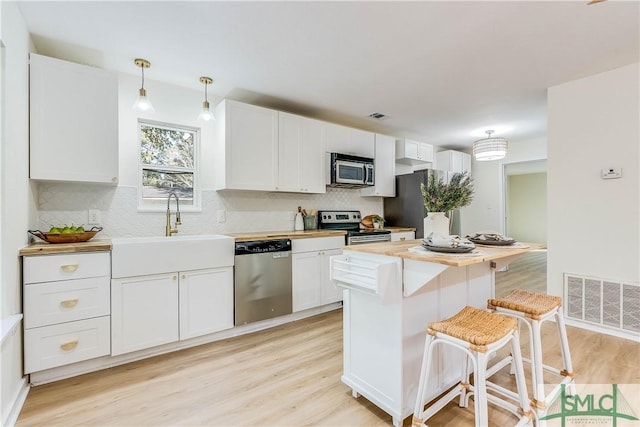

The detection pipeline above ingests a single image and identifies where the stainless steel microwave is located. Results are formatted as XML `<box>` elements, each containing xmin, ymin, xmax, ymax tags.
<box><xmin>328</xmin><ymin>153</ymin><xmax>374</xmax><ymax>188</ymax></box>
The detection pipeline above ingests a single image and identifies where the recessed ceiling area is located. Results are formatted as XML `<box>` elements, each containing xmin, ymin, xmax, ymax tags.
<box><xmin>16</xmin><ymin>1</ymin><xmax>640</xmax><ymax>149</ymax></box>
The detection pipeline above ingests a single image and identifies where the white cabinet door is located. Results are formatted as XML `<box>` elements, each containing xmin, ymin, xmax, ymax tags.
<box><xmin>435</xmin><ymin>150</ymin><xmax>471</xmax><ymax>175</ymax></box>
<box><xmin>278</xmin><ymin>112</ymin><xmax>326</xmax><ymax>193</ymax></box>
<box><xmin>324</xmin><ymin>122</ymin><xmax>374</xmax><ymax>158</ymax></box>
<box><xmin>362</xmin><ymin>134</ymin><xmax>396</xmax><ymax>197</ymax></box>
<box><xmin>390</xmin><ymin>231</ymin><xmax>415</xmax><ymax>242</ymax></box>
<box><xmin>320</xmin><ymin>249</ymin><xmax>343</xmax><ymax>304</ymax></box>
<box><xmin>111</xmin><ymin>273</ymin><xmax>179</xmax><ymax>356</ymax></box>
<box><xmin>292</xmin><ymin>251</ymin><xmax>322</xmax><ymax>312</ymax></box>
<box><xmin>215</xmin><ymin>99</ymin><xmax>278</xmax><ymax>191</ymax></box>
<box><xmin>396</xmin><ymin>139</ymin><xmax>434</xmax><ymax>165</ymax></box>
<box><xmin>179</xmin><ymin>267</ymin><xmax>234</xmax><ymax>340</ymax></box>
<box><xmin>29</xmin><ymin>54</ymin><xmax>118</xmax><ymax>184</ymax></box>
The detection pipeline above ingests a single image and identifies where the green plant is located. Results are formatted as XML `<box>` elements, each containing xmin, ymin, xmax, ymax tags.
<box><xmin>373</xmin><ymin>215</ymin><xmax>385</xmax><ymax>224</ymax></box>
<box><xmin>420</xmin><ymin>172</ymin><xmax>474</xmax><ymax>213</ymax></box>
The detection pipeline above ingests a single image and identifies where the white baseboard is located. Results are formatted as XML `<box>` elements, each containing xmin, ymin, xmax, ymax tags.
<box><xmin>564</xmin><ymin>317</ymin><xmax>640</xmax><ymax>343</ymax></box>
<box><xmin>2</xmin><ymin>377</ymin><xmax>29</xmax><ymax>427</ymax></box>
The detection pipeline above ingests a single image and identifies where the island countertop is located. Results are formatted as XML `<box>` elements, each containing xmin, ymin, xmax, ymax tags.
<box><xmin>343</xmin><ymin>239</ymin><xmax>545</xmax><ymax>267</ymax></box>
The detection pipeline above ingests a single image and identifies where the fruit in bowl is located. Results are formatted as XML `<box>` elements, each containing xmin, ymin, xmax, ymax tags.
<box><xmin>29</xmin><ymin>226</ymin><xmax>102</xmax><ymax>244</ymax></box>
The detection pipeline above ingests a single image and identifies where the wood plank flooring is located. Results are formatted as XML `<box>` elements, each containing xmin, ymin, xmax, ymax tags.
<box><xmin>17</xmin><ymin>251</ymin><xmax>639</xmax><ymax>426</ymax></box>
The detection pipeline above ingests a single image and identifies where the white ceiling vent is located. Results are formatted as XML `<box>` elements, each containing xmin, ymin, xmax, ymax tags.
<box><xmin>368</xmin><ymin>112</ymin><xmax>389</xmax><ymax>120</ymax></box>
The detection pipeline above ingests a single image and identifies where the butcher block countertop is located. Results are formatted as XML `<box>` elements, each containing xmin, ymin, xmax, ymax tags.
<box><xmin>228</xmin><ymin>229</ymin><xmax>347</xmax><ymax>242</ymax></box>
<box><xmin>344</xmin><ymin>239</ymin><xmax>545</xmax><ymax>267</ymax></box>
<box><xmin>20</xmin><ymin>239</ymin><xmax>112</xmax><ymax>256</ymax></box>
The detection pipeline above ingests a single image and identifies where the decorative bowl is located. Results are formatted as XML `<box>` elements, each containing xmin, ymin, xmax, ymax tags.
<box><xmin>28</xmin><ymin>226</ymin><xmax>103</xmax><ymax>244</ymax></box>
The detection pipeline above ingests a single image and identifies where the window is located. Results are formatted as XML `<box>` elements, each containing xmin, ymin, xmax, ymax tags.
<box><xmin>138</xmin><ymin>121</ymin><xmax>199</xmax><ymax>210</ymax></box>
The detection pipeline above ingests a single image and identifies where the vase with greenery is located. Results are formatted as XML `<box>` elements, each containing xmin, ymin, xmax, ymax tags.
<box><xmin>373</xmin><ymin>215</ymin><xmax>385</xmax><ymax>229</ymax></box>
<box><xmin>420</xmin><ymin>172</ymin><xmax>474</xmax><ymax>236</ymax></box>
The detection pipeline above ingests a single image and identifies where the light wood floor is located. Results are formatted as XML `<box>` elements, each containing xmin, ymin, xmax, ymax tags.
<box><xmin>17</xmin><ymin>251</ymin><xmax>640</xmax><ymax>426</ymax></box>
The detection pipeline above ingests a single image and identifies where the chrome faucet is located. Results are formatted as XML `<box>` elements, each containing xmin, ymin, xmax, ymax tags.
<box><xmin>165</xmin><ymin>191</ymin><xmax>182</xmax><ymax>236</ymax></box>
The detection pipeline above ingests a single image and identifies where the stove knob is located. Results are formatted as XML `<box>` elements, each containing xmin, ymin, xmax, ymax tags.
<box><xmin>328</xmin><ymin>215</ymin><xmax>332</xmax><ymax>219</ymax></box>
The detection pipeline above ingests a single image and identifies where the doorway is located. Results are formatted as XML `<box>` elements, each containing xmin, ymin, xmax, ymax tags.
<box><xmin>495</xmin><ymin>160</ymin><xmax>548</xmax><ymax>297</ymax></box>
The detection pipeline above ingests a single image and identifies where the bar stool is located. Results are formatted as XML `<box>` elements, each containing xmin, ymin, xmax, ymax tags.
<box><xmin>487</xmin><ymin>289</ymin><xmax>575</xmax><ymax>412</ymax></box>
<box><xmin>412</xmin><ymin>306</ymin><xmax>533</xmax><ymax>427</ymax></box>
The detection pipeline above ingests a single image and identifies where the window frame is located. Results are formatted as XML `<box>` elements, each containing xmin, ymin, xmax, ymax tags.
<box><xmin>137</xmin><ymin>119</ymin><xmax>201</xmax><ymax>212</ymax></box>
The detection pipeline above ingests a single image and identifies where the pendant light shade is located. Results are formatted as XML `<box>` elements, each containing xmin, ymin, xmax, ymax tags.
<box><xmin>198</xmin><ymin>76</ymin><xmax>215</xmax><ymax>121</ymax></box>
<box><xmin>473</xmin><ymin>130</ymin><xmax>508</xmax><ymax>161</ymax></box>
<box><xmin>133</xmin><ymin>58</ymin><xmax>154</xmax><ymax>113</ymax></box>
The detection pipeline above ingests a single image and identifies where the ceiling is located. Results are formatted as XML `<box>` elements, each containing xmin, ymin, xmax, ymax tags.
<box><xmin>16</xmin><ymin>1</ymin><xmax>640</xmax><ymax>149</ymax></box>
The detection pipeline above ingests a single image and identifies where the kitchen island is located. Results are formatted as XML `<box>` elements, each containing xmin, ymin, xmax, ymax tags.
<box><xmin>330</xmin><ymin>239</ymin><xmax>544</xmax><ymax>426</ymax></box>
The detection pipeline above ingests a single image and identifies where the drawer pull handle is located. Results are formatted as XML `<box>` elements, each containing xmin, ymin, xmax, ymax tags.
<box><xmin>400</xmin><ymin>237</ymin><xmax>406</xmax><ymax>241</ymax></box>
<box><xmin>60</xmin><ymin>340</ymin><xmax>78</xmax><ymax>351</ymax></box>
<box><xmin>60</xmin><ymin>299</ymin><xmax>79</xmax><ymax>308</ymax></box>
<box><xmin>60</xmin><ymin>264</ymin><xmax>79</xmax><ymax>273</ymax></box>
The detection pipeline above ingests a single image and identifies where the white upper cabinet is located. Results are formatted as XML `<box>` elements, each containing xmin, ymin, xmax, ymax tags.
<box><xmin>29</xmin><ymin>54</ymin><xmax>118</xmax><ymax>184</ymax></box>
<box><xmin>278</xmin><ymin>112</ymin><xmax>326</xmax><ymax>193</ymax></box>
<box><xmin>361</xmin><ymin>134</ymin><xmax>396</xmax><ymax>197</ymax></box>
<box><xmin>395</xmin><ymin>139</ymin><xmax>434</xmax><ymax>165</ymax></box>
<box><xmin>324</xmin><ymin>122</ymin><xmax>375</xmax><ymax>158</ymax></box>
<box><xmin>435</xmin><ymin>150</ymin><xmax>472</xmax><ymax>175</ymax></box>
<box><xmin>214</xmin><ymin>99</ymin><xmax>279</xmax><ymax>191</ymax></box>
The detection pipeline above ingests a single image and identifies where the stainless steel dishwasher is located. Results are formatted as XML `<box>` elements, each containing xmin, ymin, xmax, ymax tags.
<box><xmin>234</xmin><ymin>238</ymin><xmax>292</xmax><ymax>325</ymax></box>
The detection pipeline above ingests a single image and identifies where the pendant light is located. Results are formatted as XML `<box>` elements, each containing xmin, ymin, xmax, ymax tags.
<box><xmin>473</xmin><ymin>130</ymin><xmax>508</xmax><ymax>161</ymax></box>
<box><xmin>132</xmin><ymin>58</ymin><xmax>154</xmax><ymax>113</ymax></box>
<box><xmin>198</xmin><ymin>76</ymin><xmax>215</xmax><ymax>121</ymax></box>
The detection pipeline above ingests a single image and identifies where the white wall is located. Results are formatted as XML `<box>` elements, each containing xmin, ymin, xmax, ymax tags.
<box><xmin>547</xmin><ymin>62</ymin><xmax>639</xmax><ymax>297</ymax></box>
<box><xmin>35</xmin><ymin>73</ymin><xmax>383</xmax><ymax>237</ymax></box>
<box><xmin>1</xmin><ymin>2</ymin><xmax>36</xmax><ymax>424</ymax></box>
<box><xmin>507</xmin><ymin>172</ymin><xmax>547</xmax><ymax>243</ymax></box>
<box><xmin>462</xmin><ymin>137</ymin><xmax>547</xmax><ymax>236</ymax></box>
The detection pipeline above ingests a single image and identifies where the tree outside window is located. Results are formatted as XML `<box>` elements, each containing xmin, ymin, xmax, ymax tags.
<box><xmin>139</xmin><ymin>121</ymin><xmax>199</xmax><ymax>209</ymax></box>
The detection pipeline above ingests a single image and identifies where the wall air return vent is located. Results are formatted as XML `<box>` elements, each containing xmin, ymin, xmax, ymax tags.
<box><xmin>564</xmin><ymin>273</ymin><xmax>639</xmax><ymax>336</ymax></box>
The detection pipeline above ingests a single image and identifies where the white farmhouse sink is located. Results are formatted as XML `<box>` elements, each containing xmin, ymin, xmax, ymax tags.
<box><xmin>111</xmin><ymin>234</ymin><xmax>234</xmax><ymax>278</ymax></box>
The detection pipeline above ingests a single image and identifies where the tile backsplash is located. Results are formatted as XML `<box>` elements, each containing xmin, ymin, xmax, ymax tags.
<box><xmin>36</xmin><ymin>183</ymin><xmax>383</xmax><ymax>238</ymax></box>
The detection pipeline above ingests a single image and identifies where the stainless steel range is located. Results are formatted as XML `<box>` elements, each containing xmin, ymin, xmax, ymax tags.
<box><xmin>318</xmin><ymin>210</ymin><xmax>391</xmax><ymax>245</ymax></box>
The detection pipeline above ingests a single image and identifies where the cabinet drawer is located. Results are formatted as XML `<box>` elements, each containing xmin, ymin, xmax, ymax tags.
<box><xmin>24</xmin><ymin>252</ymin><xmax>110</xmax><ymax>284</ymax></box>
<box><xmin>24</xmin><ymin>277</ymin><xmax>110</xmax><ymax>329</ymax></box>
<box><xmin>24</xmin><ymin>316</ymin><xmax>110</xmax><ymax>373</ymax></box>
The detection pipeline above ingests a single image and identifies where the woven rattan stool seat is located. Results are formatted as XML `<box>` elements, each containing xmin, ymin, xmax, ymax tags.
<box><xmin>428</xmin><ymin>306</ymin><xmax>517</xmax><ymax>352</ymax></box>
<box><xmin>488</xmin><ymin>289</ymin><xmax>561</xmax><ymax>319</ymax></box>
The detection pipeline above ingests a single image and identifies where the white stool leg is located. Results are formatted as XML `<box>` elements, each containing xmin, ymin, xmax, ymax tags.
<box><xmin>474</xmin><ymin>351</ymin><xmax>489</xmax><ymax>427</ymax></box>
<box><xmin>413</xmin><ymin>334</ymin><xmax>436</xmax><ymax>426</ymax></box>
<box><xmin>510</xmin><ymin>330</ymin><xmax>532</xmax><ymax>419</ymax></box>
<box><xmin>459</xmin><ymin>354</ymin><xmax>471</xmax><ymax>408</ymax></box>
<box><xmin>530</xmin><ymin>318</ymin><xmax>546</xmax><ymax>410</ymax></box>
<box><xmin>555</xmin><ymin>309</ymin><xmax>574</xmax><ymax>374</ymax></box>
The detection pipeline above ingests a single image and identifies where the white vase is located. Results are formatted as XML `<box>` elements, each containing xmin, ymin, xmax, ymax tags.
<box><xmin>423</xmin><ymin>212</ymin><xmax>450</xmax><ymax>238</ymax></box>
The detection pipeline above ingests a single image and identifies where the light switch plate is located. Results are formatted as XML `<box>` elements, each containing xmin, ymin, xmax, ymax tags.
<box><xmin>88</xmin><ymin>209</ymin><xmax>101</xmax><ymax>224</ymax></box>
<box><xmin>217</xmin><ymin>210</ymin><xmax>226</xmax><ymax>223</ymax></box>
<box><xmin>601</xmin><ymin>168</ymin><xmax>622</xmax><ymax>179</ymax></box>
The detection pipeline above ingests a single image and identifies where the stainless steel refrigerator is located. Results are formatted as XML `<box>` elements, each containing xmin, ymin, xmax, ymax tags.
<box><xmin>383</xmin><ymin>169</ymin><xmax>461</xmax><ymax>239</ymax></box>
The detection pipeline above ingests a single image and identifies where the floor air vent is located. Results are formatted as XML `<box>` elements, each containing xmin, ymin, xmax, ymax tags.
<box><xmin>564</xmin><ymin>273</ymin><xmax>640</xmax><ymax>334</ymax></box>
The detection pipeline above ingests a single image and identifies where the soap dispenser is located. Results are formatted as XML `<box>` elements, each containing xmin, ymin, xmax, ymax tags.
<box><xmin>294</xmin><ymin>206</ymin><xmax>304</xmax><ymax>231</ymax></box>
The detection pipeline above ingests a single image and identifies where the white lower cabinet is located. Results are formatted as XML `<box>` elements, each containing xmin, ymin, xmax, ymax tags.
<box><xmin>292</xmin><ymin>237</ymin><xmax>344</xmax><ymax>312</ymax></box>
<box><xmin>22</xmin><ymin>251</ymin><xmax>112</xmax><ymax>374</ymax></box>
<box><xmin>390</xmin><ymin>231</ymin><xmax>415</xmax><ymax>242</ymax></box>
<box><xmin>111</xmin><ymin>267</ymin><xmax>234</xmax><ymax>356</ymax></box>
<box><xmin>24</xmin><ymin>316</ymin><xmax>111</xmax><ymax>374</ymax></box>
<box><xmin>179</xmin><ymin>268</ymin><xmax>234</xmax><ymax>340</ymax></box>
<box><xmin>320</xmin><ymin>249</ymin><xmax>343</xmax><ymax>304</ymax></box>
<box><xmin>111</xmin><ymin>273</ymin><xmax>179</xmax><ymax>356</ymax></box>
